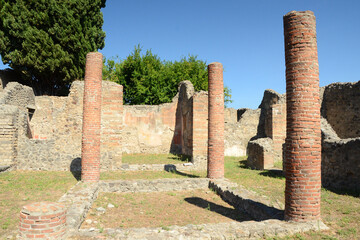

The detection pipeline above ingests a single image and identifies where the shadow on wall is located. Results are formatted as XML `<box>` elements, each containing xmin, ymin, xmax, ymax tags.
<box><xmin>70</xmin><ymin>157</ymin><xmax>81</xmax><ymax>181</ymax></box>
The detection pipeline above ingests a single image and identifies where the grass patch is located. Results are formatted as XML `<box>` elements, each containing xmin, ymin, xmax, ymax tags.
<box><xmin>2</xmin><ymin>154</ymin><xmax>360</xmax><ymax>240</ymax></box>
<box><xmin>224</xmin><ymin>156</ymin><xmax>360</xmax><ymax>240</ymax></box>
<box><xmin>0</xmin><ymin>171</ymin><xmax>77</xmax><ymax>237</ymax></box>
<box><xmin>122</xmin><ymin>153</ymin><xmax>191</xmax><ymax>165</ymax></box>
<box><xmin>81</xmin><ymin>189</ymin><xmax>251</xmax><ymax>229</ymax></box>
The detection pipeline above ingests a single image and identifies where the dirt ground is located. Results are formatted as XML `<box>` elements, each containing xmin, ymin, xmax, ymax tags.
<box><xmin>81</xmin><ymin>189</ymin><xmax>252</xmax><ymax>229</ymax></box>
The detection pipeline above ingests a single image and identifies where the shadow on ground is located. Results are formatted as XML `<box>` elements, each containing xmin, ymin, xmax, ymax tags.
<box><xmin>164</xmin><ymin>165</ymin><xmax>201</xmax><ymax>178</ymax></box>
<box><xmin>185</xmin><ymin>197</ymin><xmax>253</xmax><ymax>222</ymax></box>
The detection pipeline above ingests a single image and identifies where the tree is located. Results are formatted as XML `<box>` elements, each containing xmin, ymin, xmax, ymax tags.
<box><xmin>0</xmin><ymin>0</ymin><xmax>106</xmax><ymax>95</ymax></box>
<box><xmin>103</xmin><ymin>45</ymin><xmax>233</xmax><ymax>106</ymax></box>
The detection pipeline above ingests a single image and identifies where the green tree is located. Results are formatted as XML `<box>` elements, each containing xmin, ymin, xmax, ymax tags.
<box><xmin>103</xmin><ymin>45</ymin><xmax>233</xmax><ymax>106</ymax></box>
<box><xmin>0</xmin><ymin>0</ymin><xmax>106</xmax><ymax>95</ymax></box>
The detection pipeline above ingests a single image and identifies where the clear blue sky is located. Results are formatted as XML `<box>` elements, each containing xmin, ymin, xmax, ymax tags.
<box><xmin>1</xmin><ymin>0</ymin><xmax>359</xmax><ymax>109</ymax></box>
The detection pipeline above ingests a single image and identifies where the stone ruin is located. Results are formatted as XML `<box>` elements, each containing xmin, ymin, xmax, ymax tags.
<box><xmin>0</xmin><ymin>10</ymin><xmax>358</xmax><ymax>238</ymax></box>
<box><xmin>245</xmin><ymin>81</ymin><xmax>360</xmax><ymax>192</ymax></box>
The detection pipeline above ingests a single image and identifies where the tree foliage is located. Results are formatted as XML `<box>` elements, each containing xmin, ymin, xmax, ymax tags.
<box><xmin>103</xmin><ymin>45</ymin><xmax>233</xmax><ymax>106</ymax></box>
<box><xmin>0</xmin><ymin>0</ymin><xmax>106</xmax><ymax>95</ymax></box>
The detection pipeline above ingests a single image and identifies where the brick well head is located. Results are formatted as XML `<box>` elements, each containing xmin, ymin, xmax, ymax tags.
<box><xmin>19</xmin><ymin>202</ymin><xmax>67</xmax><ymax>239</ymax></box>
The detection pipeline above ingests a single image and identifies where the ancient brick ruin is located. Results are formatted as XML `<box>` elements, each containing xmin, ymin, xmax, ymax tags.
<box><xmin>81</xmin><ymin>52</ymin><xmax>103</xmax><ymax>182</ymax></box>
<box><xmin>207</xmin><ymin>62</ymin><xmax>225</xmax><ymax>179</ymax></box>
<box><xmin>0</xmin><ymin>11</ymin><xmax>359</xmax><ymax>238</ymax></box>
<box><xmin>283</xmin><ymin>11</ymin><xmax>321</xmax><ymax>222</ymax></box>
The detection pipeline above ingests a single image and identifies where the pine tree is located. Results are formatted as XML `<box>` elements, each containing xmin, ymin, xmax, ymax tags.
<box><xmin>0</xmin><ymin>0</ymin><xmax>106</xmax><ymax>95</ymax></box>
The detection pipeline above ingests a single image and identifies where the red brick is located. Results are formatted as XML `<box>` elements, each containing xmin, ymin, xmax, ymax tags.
<box><xmin>283</xmin><ymin>11</ymin><xmax>321</xmax><ymax>222</ymax></box>
<box><xmin>207</xmin><ymin>62</ymin><xmax>224</xmax><ymax>179</ymax></box>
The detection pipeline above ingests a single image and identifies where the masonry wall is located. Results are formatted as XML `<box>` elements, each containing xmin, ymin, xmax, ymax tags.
<box><xmin>320</xmin><ymin>81</ymin><xmax>360</xmax><ymax>192</ymax></box>
<box><xmin>122</xmin><ymin>101</ymin><xmax>179</xmax><ymax>154</ymax></box>
<box><xmin>0</xmin><ymin>105</ymin><xmax>19</xmax><ymax>166</ymax></box>
<box><xmin>321</xmin><ymin>81</ymin><xmax>360</xmax><ymax>138</ymax></box>
<box><xmin>17</xmin><ymin>81</ymin><xmax>123</xmax><ymax>171</ymax></box>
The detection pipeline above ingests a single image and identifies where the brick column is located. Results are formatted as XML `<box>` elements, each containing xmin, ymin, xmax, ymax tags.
<box><xmin>101</xmin><ymin>82</ymin><xmax>123</xmax><ymax>170</ymax></box>
<box><xmin>81</xmin><ymin>52</ymin><xmax>102</xmax><ymax>182</ymax></box>
<box><xmin>283</xmin><ymin>11</ymin><xmax>321</xmax><ymax>222</ymax></box>
<box><xmin>207</xmin><ymin>62</ymin><xmax>224</xmax><ymax>179</ymax></box>
<box><xmin>19</xmin><ymin>202</ymin><xmax>66</xmax><ymax>239</ymax></box>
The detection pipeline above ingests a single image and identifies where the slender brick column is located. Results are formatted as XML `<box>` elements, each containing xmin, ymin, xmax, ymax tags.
<box><xmin>81</xmin><ymin>52</ymin><xmax>103</xmax><ymax>182</ymax></box>
<box><xmin>283</xmin><ymin>11</ymin><xmax>321</xmax><ymax>222</ymax></box>
<box><xmin>207</xmin><ymin>62</ymin><xmax>224</xmax><ymax>179</ymax></box>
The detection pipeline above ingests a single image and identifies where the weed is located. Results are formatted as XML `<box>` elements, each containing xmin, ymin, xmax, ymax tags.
<box><xmin>161</xmin><ymin>226</ymin><xmax>170</xmax><ymax>231</ymax></box>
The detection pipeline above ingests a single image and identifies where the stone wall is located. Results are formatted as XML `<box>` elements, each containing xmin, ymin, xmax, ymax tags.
<box><xmin>17</xmin><ymin>81</ymin><xmax>123</xmax><ymax>171</ymax></box>
<box><xmin>320</xmin><ymin>81</ymin><xmax>360</xmax><ymax>192</ymax></box>
<box><xmin>122</xmin><ymin>102</ymin><xmax>178</xmax><ymax>154</ymax></box>
<box><xmin>321</xmin><ymin>81</ymin><xmax>360</xmax><ymax>138</ymax></box>
<box><xmin>247</xmin><ymin>90</ymin><xmax>286</xmax><ymax>169</ymax></box>
<box><xmin>225</xmin><ymin>108</ymin><xmax>260</xmax><ymax>157</ymax></box>
<box><xmin>0</xmin><ymin>105</ymin><xmax>19</xmax><ymax>166</ymax></box>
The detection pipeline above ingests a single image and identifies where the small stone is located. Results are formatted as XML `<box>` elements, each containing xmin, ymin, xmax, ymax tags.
<box><xmin>89</xmin><ymin>227</ymin><xmax>96</xmax><ymax>232</ymax></box>
<box><xmin>6</xmin><ymin>235</ymin><xmax>13</xmax><ymax>239</ymax></box>
<box><xmin>107</xmin><ymin>203</ymin><xmax>115</xmax><ymax>208</ymax></box>
<box><xmin>96</xmin><ymin>207</ymin><xmax>106</xmax><ymax>212</ymax></box>
<box><xmin>85</xmin><ymin>219</ymin><xmax>92</xmax><ymax>224</ymax></box>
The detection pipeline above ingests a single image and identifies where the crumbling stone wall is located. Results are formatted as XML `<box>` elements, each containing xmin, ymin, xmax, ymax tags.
<box><xmin>122</xmin><ymin>102</ymin><xmax>178</xmax><ymax>154</ymax></box>
<box><xmin>0</xmin><ymin>81</ymin><xmax>35</xmax><ymax>167</ymax></box>
<box><xmin>320</xmin><ymin>81</ymin><xmax>360</xmax><ymax>192</ymax></box>
<box><xmin>0</xmin><ymin>105</ymin><xmax>19</xmax><ymax>166</ymax></box>
<box><xmin>321</xmin><ymin>81</ymin><xmax>360</xmax><ymax>138</ymax></box>
<box><xmin>247</xmin><ymin>89</ymin><xmax>286</xmax><ymax>169</ymax></box>
<box><xmin>17</xmin><ymin>80</ymin><xmax>122</xmax><ymax>171</ymax></box>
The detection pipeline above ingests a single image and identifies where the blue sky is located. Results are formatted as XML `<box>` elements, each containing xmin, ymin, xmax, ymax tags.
<box><xmin>1</xmin><ymin>0</ymin><xmax>359</xmax><ymax>109</ymax></box>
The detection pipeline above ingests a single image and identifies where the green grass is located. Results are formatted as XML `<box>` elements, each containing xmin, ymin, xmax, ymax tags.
<box><xmin>0</xmin><ymin>171</ymin><xmax>78</xmax><ymax>237</ymax></box>
<box><xmin>122</xmin><ymin>153</ymin><xmax>191</xmax><ymax>165</ymax></box>
<box><xmin>223</xmin><ymin>156</ymin><xmax>360</xmax><ymax>240</ymax></box>
<box><xmin>2</xmin><ymin>154</ymin><xmax>360</xmax><ymax>240</ymax></box>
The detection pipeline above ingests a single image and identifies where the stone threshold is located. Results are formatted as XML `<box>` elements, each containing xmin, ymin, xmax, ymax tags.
<box><xmin>58</xmin><ymin>178</ymin><xmax>328</xmax><ymax>239</ymax></box>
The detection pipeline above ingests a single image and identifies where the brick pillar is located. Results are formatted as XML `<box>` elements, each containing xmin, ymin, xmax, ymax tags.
<box><xmin>207</xmin><ymin>62</ymin><xmax>224</xmax><ymax>179</ymax></box>
<box><xmin>192</xmin><ymin>91</ymin><xmax>208</xmax><ymax>166</ymax></box>
<box><xmin>19</xmin><ymin>202</ymin><xmax>66</xmax><ymax>239</ymax></box>
<box><xmin>101</xmin><ymin>82</ymin><xmax>123</xmax><ymax>170</ymax></box>
<box><xmin>283</xmin><ymin>11</ymin><xmax>321</xmax><ymax>222</ymax></box>
<box><xmin>81</xmin><ymin>52</ymin><xmax>102</xmax><ymax>182</ymax></box>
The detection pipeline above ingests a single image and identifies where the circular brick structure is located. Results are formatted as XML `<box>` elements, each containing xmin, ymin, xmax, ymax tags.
<box><xmin>19</xmin><ymin>202</ymin><xmax>66</xmax><ymax>239</ymax></box>
<box><xmin>283</xmin><ymin>11</ymin><xmax>321</xmax><ymax>222</ymax></box>
<box><xmin>81</xmin><ymin>52</ymin><xmax>103</xmax><ymax>182</ymax></box>
<box><xmin>207</xmin><ymin>62</ymin><xmax>225</xmax><ymax>179</ymax></box>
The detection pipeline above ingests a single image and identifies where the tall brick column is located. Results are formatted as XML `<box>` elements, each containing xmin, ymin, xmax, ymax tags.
<box><xmin>81</xmin><ymin>52</ymin><xmax>103</xmax><ymax>182</ymax></box>
<box><xmin>283</xmin><ymin>11</ymin><xmax>321</xmax><ymax>222</ymax></box>
<box><xmin>207</xmin><ymin>62</ymin><xmax>224</xmax><ymax>179</ymax></box>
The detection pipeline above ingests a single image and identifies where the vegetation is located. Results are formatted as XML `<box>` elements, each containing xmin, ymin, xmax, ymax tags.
<box><xmin>0</xmin><ymin>0</ymin><xmax>106</xmax><ymax>95</ymax></box>
<box><xmin>103</xmin><ymin>45</ymin><xmax>233</xmax><ymax>106</ymax></box>
<box><xmin>2</xmin><ymin>155</ymin><xmax>358</xmax><ymax>239</ymax></box>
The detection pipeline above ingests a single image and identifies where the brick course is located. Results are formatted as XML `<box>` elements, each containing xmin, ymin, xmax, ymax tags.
<box><xmin>81</xmin><ymin>52</ymin><xmax>103</xmax><ymax>182</ymax></box>
<box><xmin>19</xmin><ymin>202</ymin><xmax>66</xmax><ymax>239</ymax></box>
<box><xmin>207</xmin><ymin>62</ymin><xmax>224</xmax><ymax>179</ymax></box>
<box><xmin>283</xmin><ymin>11</ymin><xmax>321</xmax><ymax>221</ymax></box>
